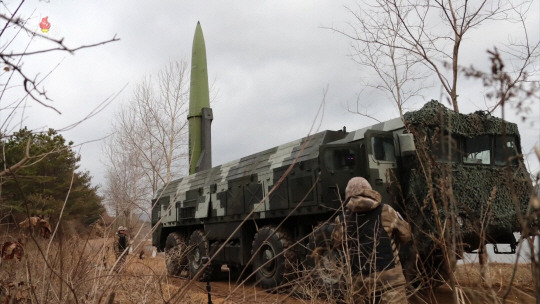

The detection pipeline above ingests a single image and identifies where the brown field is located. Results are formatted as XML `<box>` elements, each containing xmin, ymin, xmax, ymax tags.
<box><xmin>119</xmin><ymin>245</ymin><xmax>537</xmax><ymax>304</ymax></box>
<box><xmin>114</xmin><ymin>254</ymin><xmax>537</xmax><ymax>304</ymax></box>
<box><xmin>0</xmin><ymin>236</ymin><xmax>536</xmax><ymax>303</ymax></box>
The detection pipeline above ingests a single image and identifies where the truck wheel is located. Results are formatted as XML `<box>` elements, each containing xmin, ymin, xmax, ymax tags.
<box><xmin>305</xmin><ymin>222</ymin><xmax>335</xmax><ymax>268</ymax></box>
<box><xmin>420</xmin><ymin>253</ymin><xmax>456</xmax><ymax>288</ymax></box>
<box><xmin>188</xmin><ymin>230</ymin><xmax>216</xmax><ymax>281</ymax></box>
<box><xmin>251</xmin><ymin>226</ymin><xmax>294</xmax><ymax>290</ymax></box>
<box><xmin>313</xmin><ymin>248</ymin><xmax>346</xmax><ymax>299</ymax></box>
<box><xmin>400</xmin><ymin>243</ymin><xmax>456</xmax><ymax>290</ymax></box>
<box><xmin>306</xmin><ymin>223</ymin><xmax>344</xmax><ymax>299</ymax></box>
<box><xmin>165</xmin><ymin>232</ymin><xmax>187</xmax><ymax>276</ymax></box>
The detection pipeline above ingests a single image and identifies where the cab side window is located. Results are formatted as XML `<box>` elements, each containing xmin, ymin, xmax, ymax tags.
<box><xmin>324</xmin><ymin>149</ymin><xmax>356</xmax><ymax>171</ymax></box>
<box><xmin>371</xmin><ymin>137</ymin><xmax>396</xmax><ymax>162</ymax></box>
<box><xmin>434</xmin><ymin>134</ymin><xmax>460</xmax><ymax>162</ymax></box>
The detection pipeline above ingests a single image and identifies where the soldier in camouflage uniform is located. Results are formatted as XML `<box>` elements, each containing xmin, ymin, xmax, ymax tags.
<box><xmin>332</xmin><ymin>177</ymin><xmax>411</xmax><ymax>303</ymax></box>
<box><xmin>114</xmin><ymin>226</ymin><xmax>130</xmax><ymax>267</ymax></box>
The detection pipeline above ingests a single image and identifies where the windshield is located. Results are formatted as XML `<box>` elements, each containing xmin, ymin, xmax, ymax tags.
<box><xmin>463</xmin><ymin>135</ymin><xmax>491</xmax><ymax>165</ymax></box>
<box><xmin>428</xmin><ymin>132</ymin><xmax>520</xmax><ymax>166</ymax></box>
<box><xmin>494</xmin><ymin>135</ymin><xmax>518</xmax><ymax>166</ymax></box>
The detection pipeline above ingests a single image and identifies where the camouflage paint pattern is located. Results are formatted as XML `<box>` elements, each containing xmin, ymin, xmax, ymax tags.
<box><xmin>153</xmin><ymin>100</ymin><xmax>533</xmax><ymax>268</ymax></box>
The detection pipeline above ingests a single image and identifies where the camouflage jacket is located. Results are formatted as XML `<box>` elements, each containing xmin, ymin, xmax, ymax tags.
<box><xmin>114</xmin><ymin>232</ymin><xmax>130</xmax><ymax>254</ymax></box>
<box><xmin>332</xmin><ymin>189</ymin><xmax>411</xmax><ymax>268</ymax></box>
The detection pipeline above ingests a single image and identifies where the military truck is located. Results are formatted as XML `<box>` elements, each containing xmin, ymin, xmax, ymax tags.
<box><xmin>152</xmin><ymin>100</ymin><xmax>533</xmax><ymax>289</ymax></box>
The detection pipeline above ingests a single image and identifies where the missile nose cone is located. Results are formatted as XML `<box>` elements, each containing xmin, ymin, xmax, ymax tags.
<box><xmin>189</xmin><ymin>22</ymin><xmax>210</xmax><ymax>115</ymax></box>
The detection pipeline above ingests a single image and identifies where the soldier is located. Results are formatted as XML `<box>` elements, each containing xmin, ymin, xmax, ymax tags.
<box><xmin>114</xmin><ymin>226</ymin><xmax>130</xmax><ymax>267</ymax></box>
<box><xmin>18</xmin><ymin>216</ymin><xmax>51</xmax><ymax>238</ymax></box>
<box><xmin>332</xmin><ymin>177</ymin><xmax>411</xmax><ymax>303</ymax></box>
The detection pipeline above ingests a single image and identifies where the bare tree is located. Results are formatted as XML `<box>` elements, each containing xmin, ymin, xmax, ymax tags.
<box><xmin>342</xmin><ymin>0</ymin><xmax>429</xmax><ymax>120</ymax></box>
<box><xmin>103</xmin><ymin>61</ymin><xmax>190</xmax><ymax>220</ymax></box>
<box><xmin>336</xmin><ymin>0</ymin><xmax>539</xmax><ymax>113</ymax></box>
<box><xmin>103</xmin><ymin>139</ymin><xmax>149</xmax><ymax>226</ymax></box>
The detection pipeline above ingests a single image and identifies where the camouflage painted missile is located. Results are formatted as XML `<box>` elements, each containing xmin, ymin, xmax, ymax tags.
<box><xmin>188</xmin><ymin>21</ymin><xmax>212</xmax><ymax>175</ymax></box>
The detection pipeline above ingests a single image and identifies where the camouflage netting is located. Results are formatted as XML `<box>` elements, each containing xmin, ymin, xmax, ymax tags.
<box><xmin>400</xmin><ymin>101</ymin><xmax>534</xmax><ymax>253</ymax></box>
<box><xmin>404</xmin><ymin>164</ymin><xmax>532</xmax><ymax>246</ymax></box>
<box><xmin>403</xmin><ymin>100</ymin><xmax>519</xmax><ymax>137</ymax></box>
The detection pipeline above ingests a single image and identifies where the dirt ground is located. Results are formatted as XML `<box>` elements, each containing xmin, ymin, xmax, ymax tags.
<box><xmin>118</xmin><ymin>248</ymin><xmax>536</xmax><ymax>304</ymax></box>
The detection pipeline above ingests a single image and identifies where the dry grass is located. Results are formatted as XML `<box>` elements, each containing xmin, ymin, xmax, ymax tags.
<box><xmin>403</xmin><ymin>263</ymin><xmax>535</xmax><ymax>304</ymax></box>
<box><xmin>452</xmin><ymin>263</ymin><xmax>535</xmax><ymax>304</ymax></box>
<box><xmin>0</xmin><ymin>233</ymin><xmax>536</xmax><ymax>303</ymax></box>
<box><xmin>0</xmin><ymin>235</ymin><xmax>300</xmax><ymax>303</ymax></box>
<box><xmin>117</xmin><ymin>259</ymin><xmax>300</xmax><ymax>304</ymax></box>
<box><xmin>455</xmin><ymin>263</ymin><xmax>534</xmax><ymax>291</ymax></box>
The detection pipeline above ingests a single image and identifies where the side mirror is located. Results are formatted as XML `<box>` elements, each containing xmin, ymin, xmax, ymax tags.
<box><xmin>399</xmin><ymin>134</ymin><xmax>416</xmax><ymax>156</ymax></box>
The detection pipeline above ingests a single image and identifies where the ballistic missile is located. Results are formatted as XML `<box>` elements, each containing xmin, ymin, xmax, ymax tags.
<box><xmin>188</xmin><ymin>21</ymin><xmax>212</xmax><ymax>175</ymax></box>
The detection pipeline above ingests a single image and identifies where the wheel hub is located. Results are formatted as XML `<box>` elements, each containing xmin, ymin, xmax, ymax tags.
<box><xmin>192</xmin><ymin>248</ymin><xmax>201</xmax><ymax>268</ymax></box>
<box><xmin>316</xmin><ymin>249</ymin><xmax>342</xmax><ymax>284</ymax></box>
<box><xmin>260</xmin><ymin>243</ymin><xmax>276</xmax><ymax>277</ymax></box>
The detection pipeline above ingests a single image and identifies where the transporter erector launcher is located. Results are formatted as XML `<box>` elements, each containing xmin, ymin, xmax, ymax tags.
<box><xmin>152</xmin><ymin>22</ymin><xmax>533</xmax><ymax>290</ymax></box>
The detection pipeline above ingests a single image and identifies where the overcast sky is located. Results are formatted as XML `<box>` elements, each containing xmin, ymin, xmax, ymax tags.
<box><xmin>2</xmin><ymin>0</ymin><xmax>539</xmax><ymax>192</ymax></box>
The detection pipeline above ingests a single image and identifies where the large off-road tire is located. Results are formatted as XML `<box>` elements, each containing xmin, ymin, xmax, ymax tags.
<box><xmin>312</xmin><ymin>247</ymin><xmax>346</xmax><ymax>299</ymax></box>
<box><xmin>188</xmin><ymin>230</ymin><xmax>217</xmax><ymax>281</ymax></box>
<box><xmin>165</xmin><ymin>232</ymin><xmax>187</xmax><ymax>276</ymax></box>
<box><xmin>306</xmin><ymin>223</ymin><xmax>344</xmax><ymax>299</ymax></box>
<box><xmin>420</xmin><ymin>253</ymin><xmax>456</xmax><ymax>288</ymax></box>
<box><xmin>251</xmin><ymin>226</ymin><xmax>295</xmax><ymax>290</ymax></box>
<box><xmin>400</xmin><ymin>243</ymin><xmax>456</xmax><ymax>290</ymax></box>
<box><xmin>305</xmin><ymin>222</ymin><xmax>335</xmax><ymax>268</ymax></box>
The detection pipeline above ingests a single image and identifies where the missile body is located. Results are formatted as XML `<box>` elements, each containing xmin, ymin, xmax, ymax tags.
<box><xmin>188</xmin><ymin>22</ymin><xmax>212</xmax><ymax>174</ymax></box>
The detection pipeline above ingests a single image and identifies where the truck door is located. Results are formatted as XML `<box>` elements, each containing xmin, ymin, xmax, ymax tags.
<box><xmin>319</xmin><ymin>144</ymin><xmax>361</xmax><ymax>208</ymax></box>
<box><xmin>365</xmin><ymin>130</ymin><xmax>398</xmax><ymax>204</ymax></box>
